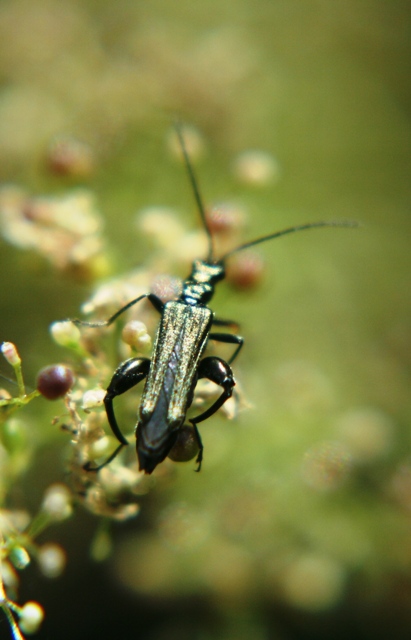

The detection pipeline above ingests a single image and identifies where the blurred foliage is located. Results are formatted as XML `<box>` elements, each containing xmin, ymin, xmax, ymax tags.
<box><xmin>0</xmin><ymin>0</ymin><xmax>410</xmax><ymax>639</ymax></box>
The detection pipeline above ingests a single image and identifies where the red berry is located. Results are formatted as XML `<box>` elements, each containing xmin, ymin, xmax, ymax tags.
<box><xmin>36</xmin><ymin>365</ymin><xmax>75</xmax><ymax>400</ymax></box>
<box><xmin>226</xmin><ymin>251</ymin><xmax>265</xmax><ymax>290</ymax></box>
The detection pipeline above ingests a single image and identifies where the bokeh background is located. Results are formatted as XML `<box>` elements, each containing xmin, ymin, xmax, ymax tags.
<box><xmin>0</xmin><ymin>1</ymin><xmax>410</xmax><ymax>639</ymax></box>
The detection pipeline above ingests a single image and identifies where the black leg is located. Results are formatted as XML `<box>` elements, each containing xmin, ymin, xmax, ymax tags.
<box><xmin>212</xmin><ymin>317</ymin><xmax>240</xmax><ymax>331</ymax></box>
<box><xmin>70</xmin><ymin>293</ymin><xmax>164</xmax><ymax>328</ymax></box>
<box><xmin>208</xmin><ymin>332</ymin><xmax>244</xmax><ymax>364</ymax></box>
<box><xmin>191</xmin><ymin>356</ymin><xmax>235</xmax><ymax>426</ymax></box>
<box><xmin>192</xmin><ymin>423</ymin><xmax>204</xmax><ymax>472</ymax></box>
<box><xmin>104</xmin><ymin>357</ymin><xmax>150</xmax><ymax>445</ymax></box>
<box><xmin>84</xmin><ymin>357</ymin><xmax>151</xmax><ymax>473</ymax></box>
<box><xmin>84</xmin><ymin>442</ymin><xmax>126</xmax><ymax>472</ymax></box>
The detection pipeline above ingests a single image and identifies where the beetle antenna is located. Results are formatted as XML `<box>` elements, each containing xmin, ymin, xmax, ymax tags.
<box><xmin>175</xmin><ymin>122</ymin><xmax>215</xmax><ymax>262</ymax></box>
<box><xmin>220</xmin><ymin>220</ymin><xmax>360</xmax><ymax>262</ymax></box>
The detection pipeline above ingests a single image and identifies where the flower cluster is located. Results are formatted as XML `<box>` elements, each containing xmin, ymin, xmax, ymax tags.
<box><xmin>0</xmin><ymin>197</ymin><xmax>253</xmax><ymax>638</ymax></box>
<box><xmin>0</xmin><ymin>186</ymin><xmax>106</xmax><ymax>281</ymax></box>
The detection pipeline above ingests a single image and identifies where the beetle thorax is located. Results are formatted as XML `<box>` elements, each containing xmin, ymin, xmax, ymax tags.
<box><xmin>181</xmin><ymin>259</ymin><xmax>225</xmax><ymax>305</ymax></box>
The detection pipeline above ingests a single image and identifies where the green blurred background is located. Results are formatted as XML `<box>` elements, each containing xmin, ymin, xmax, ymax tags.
<box><xmin>0</xmin><ymin>1</ymin><xmax>410</xmax><ymax>639</ymax></box>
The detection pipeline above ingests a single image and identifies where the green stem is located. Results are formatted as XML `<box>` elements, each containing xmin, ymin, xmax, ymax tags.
<box><xmin>25</xmin><ymin>511</ymin><xmax>52</xmax><ymax>540</ymax></box>
<box><xmin>12</xmin><ymin>362</ymin><xmax>25</xmax><ymax>399</ymax></box>
<box><xmin>1</xmin><ymin>605</ymin><xmax>25</xmax><ymax>640</ymax></box>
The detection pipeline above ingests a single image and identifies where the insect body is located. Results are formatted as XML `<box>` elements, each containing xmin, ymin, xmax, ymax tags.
<box><xmin>136</xmin><ymin>300</ymin><xmax>214</xmax><ymax>473</ymax></box>
<box><xmin>73</xmin><ymin>126</ymin><xmax>357</xmax><ymax>474</ymax></box>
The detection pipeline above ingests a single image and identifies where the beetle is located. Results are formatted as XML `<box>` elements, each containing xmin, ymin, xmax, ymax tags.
<box><xmin>72</xmin><ymin>125</ymin><xmax>357</xmax><ymax>474</ymax></box>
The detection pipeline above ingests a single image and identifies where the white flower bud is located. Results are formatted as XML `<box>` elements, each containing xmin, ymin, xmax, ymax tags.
<box><xmin>89</xmin><ymin>435</ymin><xmax>111</xmax><ymax>459</ymax></box>
<box><xmin>50</xmin><ymin>321</ymin><xmax>81</xmax><ymax>348</ymax></box>
<box><xmin>1</xmin><ymin>342</ymin><xmax>21</xmax><ymax>366</ymax></box>
<box><xmin>38</xmin><ymin>543</ymin><xmax>66</xmax><ymax>578</ymax></box>
<box><xmin>232</xmin><ymin>149</ymin><xmax>280</xmax><ymax>186</ymax></box>
<box><xmin>122</xmin><ymin>321</ymin><xmax>151</xmax><ymax>352</ymax></box>
<box><xmin>82</xmin><ymin>388</ymin><xmax>106</xmax><ymax>410</ymax></box>
<box><xmin>41</xmin><ymin>484</ymin><xmax>72</xmax><ymax>521</ymax></box>
<box><xmin>18</xmin><ymin>601</ymin><xmax>44</xmax><ymax>634</ymax></box>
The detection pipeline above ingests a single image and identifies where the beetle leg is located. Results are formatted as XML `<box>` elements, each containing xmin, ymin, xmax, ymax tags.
<box><xmin>191</xmin><ymin>356</ymin><xmax>235</xmax><ymax>426</ymax></box>
<box><xmin>85</xmin><ymin>357</ymin><xmax>151</xmax><ymax>472</ymax></box>
<box><xmin>212</xmin><ymin>317</ymin><xmax>240</xmax><ymax>331</ymax></box>
<box><xmin>84</xmin><ymin>442</ymin><xmax>126</xmax><ymax>472</ymax></box>
<box><xmin>208</xmin><ymin>332</ymin><xmax>244</xmax><ymax>364</ymax></box>
<box><xmin>104</xmin><ymin>357</ymin><xmax>151</xmax><ymax>445</ymax></box>
<box><xmin>191</xmin><ymin>423</ymin><xmax>204</xmax><ymax>472</ymax></box>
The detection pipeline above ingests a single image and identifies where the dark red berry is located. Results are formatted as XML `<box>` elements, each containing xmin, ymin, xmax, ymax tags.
<box><xmin>36</xmin><ymin>365</ymin><xmax>75</xmax><ymax>400</ymax></box>
<box><xmin>167</xmin><ymin>425</ymin><xmax>199</xmax><ymax>463</ymax></box>
<box><xmin>226</xmin><ymin>251</ymin><xmax>265</xmax><ymax>290</ymax></box>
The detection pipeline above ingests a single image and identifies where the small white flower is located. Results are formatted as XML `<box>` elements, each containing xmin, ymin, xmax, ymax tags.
<box><xmin>18</xmin><ymin>601</ymin><xmax>44</xmax><ymax>634</ymax></box>
<box><xmin>1</xmin><ymin>342</ymin><xmax>21</xmax><ymax>366</ymax></box>
<box><xmin>50</xmin><ymin>321</ymin><xmax>81</xmax><ymax>347</ymax></box>
<box><xmin>82</xmin><ymin>388</ymin><xmax>106</xmax><ymax>410</ymax></box>
<box><xmin>41</xmin><ymin>484</ymin><xmax>72</xmax><ymax>521</ymax></box>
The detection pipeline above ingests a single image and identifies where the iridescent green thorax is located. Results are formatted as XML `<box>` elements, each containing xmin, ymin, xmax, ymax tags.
<box><xmin>180</xmin><ymin>259</ymin><xmax>225</xmax><ymax>305</ymax></box>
